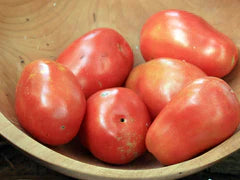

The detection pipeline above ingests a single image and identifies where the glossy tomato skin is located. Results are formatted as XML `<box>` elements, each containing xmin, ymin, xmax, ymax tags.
<box><xmin>146</xmin><ymin>77</ymin><xmax>240</xmax><ymax>165</ymax></box>
<box><xmin>140</xmin><ymin>10</ymin><xmax>238</xmax><ymax>77</ymax></box>
<box><xmin>57</xmin><ymin>28</ymin><xmax>133</xmax><ymax>98</ymax></box>
<box><xmin>15</xmin><ymin>60</ymin><xmax>86</xmax><ymax>146</ymax></box>
<box><xmin>80</xmin><ymin>88</ymin><xmax>151</xmax><ymax>165</ymax></box>
<box><xmin>125</xmin><ymin>58</ymin><xmax>206</xmax><ymax>118</ymax></box>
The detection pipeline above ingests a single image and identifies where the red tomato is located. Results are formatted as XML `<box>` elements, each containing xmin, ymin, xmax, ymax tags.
<box><xmin>140</xmin><ymin>9</ymin><xmax>238</xmax><ymax>77</ymax></box>
<box><xmin>125</xmin><ymin>58</ymin><xmax>206</xmax><ymax>118</ymax></box>
<box><xmin>15</xmin><ymin>60</ymin><xmax>86</xmax><ymax>146</ymax></box>
<box><xmin>79</xmin><ymin>88</ymin><xmax>151</xmax><ymax>165</ymax></box>
<box><xmin>146</xmin><ymin>77</ymin><xmax>240</xmax><ymax>165</ymax></box>
<box><xmin>57</xmin><ymin>28</ymin><xmax>133</xmax><ymax>98</ymax></box>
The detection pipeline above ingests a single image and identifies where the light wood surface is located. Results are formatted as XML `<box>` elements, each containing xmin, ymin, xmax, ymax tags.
<box><xmin>0</xmin><ymin>0</ymin><xmax>240</xmax><ymax>179</ymax></box>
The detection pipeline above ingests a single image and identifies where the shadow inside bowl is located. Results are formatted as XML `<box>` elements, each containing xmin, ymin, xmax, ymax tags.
<box><xmin>51</xmin><ymin>137</ymin><xmax>163</xmax><ymax>170</ymax></box>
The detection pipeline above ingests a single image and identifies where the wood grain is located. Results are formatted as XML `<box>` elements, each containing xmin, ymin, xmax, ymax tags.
<box><xmin>0</xmin><ymin>0</ymin><xmax>240</xmax><ymax>179</ymax></box>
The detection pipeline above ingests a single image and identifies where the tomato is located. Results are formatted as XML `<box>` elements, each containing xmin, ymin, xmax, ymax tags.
<box><xmin>140</xmin><ymin>9</ymin><xmax>238</xmax><ymax>77</ymax></box>
<box><xmin>125</xmin><ymin>58</ymin><xmax>206</xmax><ymax>118</ymax></box>
<box><xmin>57</xmin><ymin>28</ymin><xmax>133</xmax><ymax>98</ymax></box>
<box><xmin>146</xmin><ymin>77</ymin><xmax>240</xmax><ymax>165</ymax></box>
<box><xmin>79</xmin><ymin>88</ymin><xmax>151</xmax><ymax>165</ymax></box>
<box><xmin>15</xmin><ymin>60</ymin><xmax>86</xmax><ymax>146</ymax></box>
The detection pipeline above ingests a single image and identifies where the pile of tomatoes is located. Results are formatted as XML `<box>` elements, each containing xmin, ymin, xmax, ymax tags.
<box><xmin>15</xmin><ymin>10</ymin><xmax>240</xmax><ymax>166</ymax></box>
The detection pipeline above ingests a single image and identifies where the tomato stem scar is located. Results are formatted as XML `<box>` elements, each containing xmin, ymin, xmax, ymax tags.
<box><xmin>117</xmin><ymin>43</ymin><xmax>123</xmax><ymax>52</ymax></box>
<box><xmin>231</xmin><ymin>56</ymin><xmax>235</xmax><ymax>67</ymax></box>
<box><xmin>120</xmin><ymin>118</ymin><xmax>126</xmax><ymax>122</ymax></box>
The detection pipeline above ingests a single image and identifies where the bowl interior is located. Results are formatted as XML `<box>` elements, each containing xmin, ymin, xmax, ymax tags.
<box><xmin>0</xmin><ymin>0</ymin><xmax>240</xmax><ymax>179</ymax></box>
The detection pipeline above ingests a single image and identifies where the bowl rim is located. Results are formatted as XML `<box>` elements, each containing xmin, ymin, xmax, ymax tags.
<box><xmin>1</xmin><ymin>112</ymin><xmax>239</xmax><ymax>179</ymax></box>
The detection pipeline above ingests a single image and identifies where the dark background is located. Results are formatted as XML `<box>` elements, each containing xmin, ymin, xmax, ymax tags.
<box><xmin>1</xmin><ymin>136</ymin><xmax>240</xmax><ymax>180</ymax></box>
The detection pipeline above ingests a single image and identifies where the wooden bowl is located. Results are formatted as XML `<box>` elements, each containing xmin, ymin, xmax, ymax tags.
<box><xmin>0</xmin><ymin>0</ymin><xmax>240</xmax><ymax>179</ymax></box>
